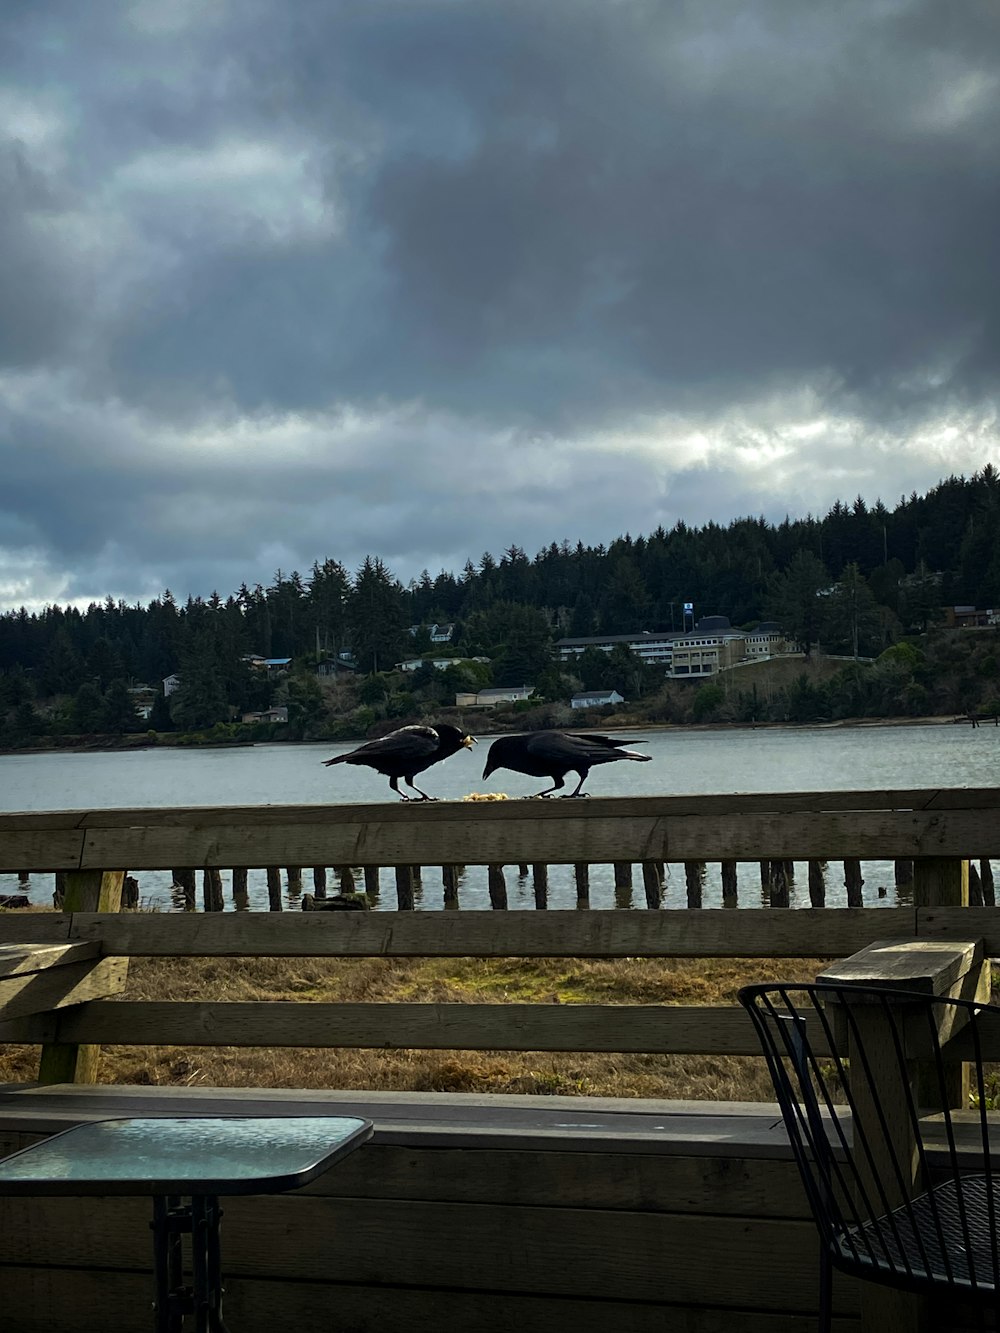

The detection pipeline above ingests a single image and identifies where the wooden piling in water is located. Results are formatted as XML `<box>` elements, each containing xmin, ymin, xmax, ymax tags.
<box><xmin>980</xmin><ymin>859</ymin><xmax>995</xmax><ymax>906</ymax></box>
<box><xmin>394</xmin><ymin>865</ymin><xmax>415</xmax><ymax>910</ymax></box>
<box><xmin>613</xmin><ymin>862</ymin><xmax>633</xmax><ymax>891</ymax></box>
<box><xmin>312</xmin><ymin>866</ymin><xmax>327</xmax><ymax>899</ymax></box>
<box><xmin>202</xmin><ymin>868</ymin><xmax>224</xmax><ymax>913</ymax></box>
<box><xmin>532</xmin><ymin>863</ymin><xmax>548</xmax><ymax>909</ymax></box>
<box><xmin>807</xmin><ymin>860</ymin><xmax>826</xmax><ymax>908</ymax></box>
<box><xmin>232</xmin><ymin>867</ymin><xmax>249</xmax><ymax>910</ymax></box>
<box><xmin>721</xmin><ymin>860</ymin><xmax>738</xmax><ymax>908</ymax></box>
<box><xmin>641</xmin><ymin>861</ymin><xmax>663</xmax><ymax>909</ymax></box>
<box><xmin>969</xmin><ymin>861</ymin><xmax>984</xmax><ymax>907</ymax></box>
<box><xmin>122</xmin><ymin>875</ymin><xmax>140</xmax><ymax>909</ymax></box>
<box><xmin>574</xmin><ymin>863</ymin><xmax>590</xmax><ymax>907</ymax></box>
<box><xmin>769</xmin><ymin>860</ymin><xmax>789</xmax><ymax>909</ymax></box>
<box><xmin>173</xmin><ymin>868</ymin><xmax>196</xmax><ymax>911</ymax></box>
<box><xmin>266</xmin><ymin>868</ymin><xmax>283</xmax><ymax>911</ymax></box>
<box><xmin>488</xmin><ymin>864</ymin><xmax>507</xmax><ymax>910</ymax></box>
<box><xmin>844</xmin><ymin>859</ymin><xmax>864</xmax><ymax>907</ymax></box>
<box><xmin>442</xmin><ymin>864</ymin><xmax>460</xmax><ymax>909</ymax></box>
<box><xmin>518</xmin><ymin>864</ymin><xmax>529</xmax><ymax>878</ymax></box>
<box><xmin>363</xmin><ymin>866</ymin><xmax>381</xmax><ymax>900</ymax></box>
<box><xmin>286</xmin><ymin>867</ymin><xmax>303</xmax><ymax>897</ymax></box>
<box><xmin>894</xmin><ymin>859</ymin><xmax>913</xmax><ymax>889</ymax></box>
<box><xmin>337</xmin><ymin>866</ymin><xmax>356</xmax><ymax>894</ymax></box>
<box><xmin>685</xmin><ymin>862</ymin><xmax>704</xmax><ymax>909</ymax></box>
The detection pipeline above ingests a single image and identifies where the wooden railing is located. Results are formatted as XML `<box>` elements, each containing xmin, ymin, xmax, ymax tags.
<box><xmin>0</xmin><ymin>786</ymin><xmax>997</xmax><ymax>1084</ymax></box>
<box><xmin>3</xmin><ymin>786</ymin><xmax>998</xmax><ymax>911</ymax></box>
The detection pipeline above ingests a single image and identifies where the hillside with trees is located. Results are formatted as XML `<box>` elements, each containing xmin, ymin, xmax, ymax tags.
<box><xmin>1</xmin><ymin>469</ymin><xmax>999</xmax><ymax>747</ymax></box>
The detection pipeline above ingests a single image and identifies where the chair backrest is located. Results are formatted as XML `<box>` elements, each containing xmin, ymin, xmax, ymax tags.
<box><xmin>739</xmin><ymin>982</ymin><xmax>1000</xmax><ymax>1297</ymax></box>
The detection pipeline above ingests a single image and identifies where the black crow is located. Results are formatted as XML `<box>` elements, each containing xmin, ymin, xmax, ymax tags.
<box><xmin>322</xmin><ymin>723</ymin><xmax>476</xmax><ymax>801</ymax></box>
<box><xmin>481</xmin><ymin>731</ymin><xmax>651</xmax><ymax>797</ymax></box>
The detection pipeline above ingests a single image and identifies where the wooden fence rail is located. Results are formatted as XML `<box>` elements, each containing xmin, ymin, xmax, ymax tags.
<box><xmin>0</xmin><ymin>785</ymin><xmax>995</xmax><ymax>1082</ymax></box>
<box><xmin>3</xmin><ymin>788</ymin><xmax>998</xmax><ymax>912</ymax></box>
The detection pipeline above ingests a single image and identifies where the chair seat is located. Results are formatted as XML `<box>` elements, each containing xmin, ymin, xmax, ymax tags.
<box><xmin>839</xmin><ymin>1175</ymin><xmax>1000</xmax><ymax>1293</ymax></box>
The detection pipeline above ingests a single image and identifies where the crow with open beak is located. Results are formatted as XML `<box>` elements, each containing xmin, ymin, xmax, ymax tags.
<box><xmin>322</xmin><ymin>723</ymin><xmax>476</xmax><ymax>801</ymax></box>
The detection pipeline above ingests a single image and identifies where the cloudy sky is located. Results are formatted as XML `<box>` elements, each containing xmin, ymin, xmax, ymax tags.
<box><xmin>2</xmin><ymin>0</ymin><xmax>998</xmax><ymax>610</ymax></box>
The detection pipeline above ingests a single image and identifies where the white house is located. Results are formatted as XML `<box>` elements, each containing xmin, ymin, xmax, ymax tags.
<box><xmin>455</xmin><ymin>685</ymin><xmax>535</xmax><ymax>708</ymax></box>
<box><xmin>409</xmin><ymin>623</ymin><xmax>455</xmax><ymax>643</ymax></box>
<box><xmin>395</xmin><ymin>656</ymin><xmax>490</xmax><ymax>673</ymax></box>
<box><xmin>241</xmin><ymin>707</ymin><xmax>289</xmax><ymax>724</ymax></box>
<box><xmin>571</xmin><ymin>689</ymin><xmax>625</xmax><ymax>709</ymax></box>
<box><xmin>162</xmin><ymin>673</ymin><xmax>181</xmax><ymax>697</ymax></box>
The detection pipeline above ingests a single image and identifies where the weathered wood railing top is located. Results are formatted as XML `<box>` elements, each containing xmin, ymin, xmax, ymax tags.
<box><xmin>2</xmin><ymin>785</ymin><xmax>999</xmax><ymax>870</ymax></box>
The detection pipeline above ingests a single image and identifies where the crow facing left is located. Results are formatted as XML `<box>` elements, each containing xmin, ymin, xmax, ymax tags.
<box><xmin>322</xmin><ymin>723</ymin><xmax>476</xmax><ymax>801</ymax></box>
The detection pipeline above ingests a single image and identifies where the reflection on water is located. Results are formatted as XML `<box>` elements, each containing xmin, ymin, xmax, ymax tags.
<box><xmin>2</xmin><ymin>722</ymin><xmax>996</xmax><ymax>911</ymax></box>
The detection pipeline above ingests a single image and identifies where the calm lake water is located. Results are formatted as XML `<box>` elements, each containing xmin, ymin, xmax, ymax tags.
<box><xmin>1</xmin><ymin>722</ymin><xmax>996</xmax><ymax>912</ymax></box>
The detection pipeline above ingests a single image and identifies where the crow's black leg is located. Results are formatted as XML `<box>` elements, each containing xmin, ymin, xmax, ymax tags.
<box><xmin>404</xmin><ymin>777</ymin><xmax>437</xmax><ymax>802</ymax></box>
<box><xmin>389</xmin><ymin>776</ymin><xmax>412</xmax><ymax>802</ymax></box>
<box><xmin>532</xmin><ymin>776</ymin><xmax>565</xmax><ymax>798</ymax></box>
<box><xmin>562</xmin><ymin>770</ymin><xmax>590</xmax><ymax>798</ymax></box>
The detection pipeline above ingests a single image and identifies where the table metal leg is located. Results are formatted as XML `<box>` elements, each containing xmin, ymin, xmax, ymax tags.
<box><xmin>151</xmin><ymin>1194</ymin><xmax>230</xmax><ymax>1332</ymax></box>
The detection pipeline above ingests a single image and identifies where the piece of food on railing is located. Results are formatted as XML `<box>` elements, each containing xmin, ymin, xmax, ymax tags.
<box><xmin>463</xmin><ymin>792</ymin><xmax>509</xmax><ymax>801</ymax></box>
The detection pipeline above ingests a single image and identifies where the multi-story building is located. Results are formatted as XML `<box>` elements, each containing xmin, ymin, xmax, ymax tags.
<box><xmin>556</xmin><ymin>620</ymin><xmax>789</xmax><ymax>680</ymax></box>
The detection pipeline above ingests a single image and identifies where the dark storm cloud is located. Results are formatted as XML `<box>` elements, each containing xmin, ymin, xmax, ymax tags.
<box><xmin>0</xmin><ymin>0</ymin><xmax>997</xmax><ymax>608</ymax></box>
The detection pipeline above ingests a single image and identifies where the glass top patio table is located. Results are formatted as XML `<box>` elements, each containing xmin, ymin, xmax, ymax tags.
<box><xmin>0</xmin><ymin>1115</ymin><xmax>373</xmax><ymax>1195</ymax></box>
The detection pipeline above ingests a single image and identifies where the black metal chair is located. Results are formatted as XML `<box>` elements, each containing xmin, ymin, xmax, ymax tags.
<box><xmin>739</xmin><ymin>983</ymin><xmax>1000</xmax><ymax>1332</ymax></box>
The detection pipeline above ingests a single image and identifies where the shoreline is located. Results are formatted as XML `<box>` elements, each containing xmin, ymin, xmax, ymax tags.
<box><xmin>0</xmin><ymin>712</ymin><xmax>987</xmax><ymax>759</ymax></box>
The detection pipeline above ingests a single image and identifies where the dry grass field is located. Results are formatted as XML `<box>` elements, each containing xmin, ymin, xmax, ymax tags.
<box><xmin>0</xmin><ymin>948</ymin><xmax>833</xmax><ymax>1100</ymax></box>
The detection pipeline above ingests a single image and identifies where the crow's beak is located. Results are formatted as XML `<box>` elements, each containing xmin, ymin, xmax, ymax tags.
<box><xmin>461</xmin><ymin>734</ymin><xmax>477</xmax><ymax>749</ymax></box>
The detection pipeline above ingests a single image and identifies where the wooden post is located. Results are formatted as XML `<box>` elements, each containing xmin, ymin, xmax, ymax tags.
<box><xmin>758</xmin><ymin>860</ymin><xmax>771</xmax><ymax>899</ymax></box>
<box><xmin>720</xmin><ymin>859</ymin><xmax>738</xmax><ymax>908</ymax></box>
<box><xmin>488</xmin><ymin>864</ymin><xmax>507</xmax><ymax>910</ymax></box>
<box><xmin>614</xmin><ymin>861</ymin><xmax>633</xmax><ymax>910</ymax></box>
<box><xmin>312</xmin><ymin>866</ymin><xmax>328</xmax><ymax>900</ymax></box>
<box><xmin>532</xmin><ymin>863</ymin><xmax>548</xmax><ymax>910</ymax></box>
<box><xmin>807</xmin><ymin>860</ymin><xmax>826</xmax><ymax>908</ymax></box>
<box><xmin>363</xmin><ymin>866</ymin><xmax>381</xmax><ymax>901</ymax></box>
<box><xmin>122</xmin><ymin>875</ymin><xmax>140</xmax><ymax>909</ymax></box>
<box><xmin>969</xmin><ymin>861</ymin><xmax>984</xmax><ymax>906</ymax></box>
<box><xmin>574</xmin><ymin>863</ymin><xmax>590</xmax><ymax>908</ymax></box>
<box><xmin>442</xmin><ymin>864</ymin><xmax>460</xmax><ymax>910</ymax></box>
<box><xmin>641</xmin><ymin>861</ymin><xmax>662</xmax><ymax>909</ymax></box>
<box><xmin>980</xmin><ymin>858</ymin><xmax>995</xmax><ymax>906</ymax></box>
<box><xmin>232</xmin><ymin>867</ymin><xmax>249</xmax><ymax>910</ymax></box>
<box><xmin>266</xmin><ymin>867</ymin><xmax>283</xmax><ymax>911</ymax></box>
<box><xmin>766</xmin><ymin>860</ymin><xmax>788</xmax><ymax>908</ymax></box>
<box><xmin>847</xmin><ymin>1002</ymin><xmax>923</xmax><ymax>1333</ymax></box>
<box><xmin>913</xmin><ymin>857</ymin><xmax>973</xmax><ymax>1112</ymax></box>
<box><xmin>286</xmin><ymin>867</ymin><xmax>303</xmax><ymax>898</ymax></box>
<box><xmin>202</xmin><ymin>868</ymin><xmax>224</xmax><ymax>913</ymax></box>
<box><xmin>53</xmin><ymin>871</ymin><xmax>66</xmax><ymax>909</ymax></box>
<box><xmin>913</xmin><ymin>857</ymin><xmax>968</xmax><ymax>910</ymax></box>
<box><xmin>38</xmin><ymin>870</ymin><xmax>126</xmax><ymax>1085</ymax></box>
<box><xmin>894</xmin><ymin>859</ymin><xmax>913</xmax><ymax>890</ymax></box>
<box><xmin>337</xmin><ymin>866</ymin><xmax>356</xmax><ymax>894</ymax></box>
<box><xmin>685</xmin><ymin>862</ymin><xmax>704</xmax><ymax>909</ymax></box>
<box><xmin>518</xmin><ymin>864</ymin><xmax>529</xmax><ymax>878</ymax></box>
<box><xmin>844</xmin><ymin>859</ymin><xmax>864</xmax><ymax>908</ymax></box>
<box><xmin>395</xmin><ymin>865</ymin><xmax>415</xmax><ymax>911</ymax></box>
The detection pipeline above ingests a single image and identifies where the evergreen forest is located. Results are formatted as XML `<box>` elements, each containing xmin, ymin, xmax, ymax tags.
<box><xmin>2</xmin><ymin>469</ymin><xmax>1000</xmax><ymax>747</ymax></box>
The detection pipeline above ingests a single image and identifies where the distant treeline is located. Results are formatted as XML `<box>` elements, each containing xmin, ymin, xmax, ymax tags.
<box><xmin>1</xmin><ymin>468</ymin><xmax>999</xmax><ymax>740</ymax></box>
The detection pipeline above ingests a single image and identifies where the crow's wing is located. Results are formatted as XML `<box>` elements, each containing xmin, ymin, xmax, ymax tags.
<box><xmin>524</xmin><ymin>732</ymin><xmax>598</xmax><ymax>764</ymax></box>
<box><xmin>346</xmin><ymin>725</ymin><xmax>441</xmax><ymax>762</ymax></box>
<box><xmin>570</xmin><ymin>733</ymin><xmax>647</xmax><ymax>750</ymax></box>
